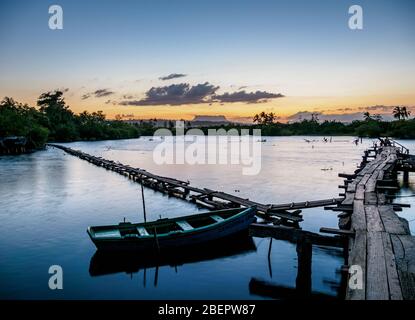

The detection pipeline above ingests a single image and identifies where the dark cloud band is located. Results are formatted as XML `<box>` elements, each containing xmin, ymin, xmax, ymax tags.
<box><xmin>120</xmin><ymin>83</ymin><xmax>284</xmax><ymax>106</ymax></box>
<box><xmin>214</xmin><ymin>90</ymin><xmax>284</xmax><ymax>103</ymax></box>
<box><xmin>82</xmin><ymin>89</ymin><xmax>114</xmax><ymax>100</ymax></box>
<box><xmin>120</xmin><ymin>82</ymin><xmax>219</xmax><ymax>106</ymax></box>
<box><xmin>159</xmin><ymin>73</ymin><xmax>187</xmax><ymax>81</ymax></box>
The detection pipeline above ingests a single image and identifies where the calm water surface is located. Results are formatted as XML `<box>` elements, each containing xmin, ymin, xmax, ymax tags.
<box><xmin>1</xmin><ymin>136</ymin><xmax>414</xmax><ymax>299</ymax></box>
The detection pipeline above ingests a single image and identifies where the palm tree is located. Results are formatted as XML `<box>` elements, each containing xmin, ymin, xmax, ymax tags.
<box><xmin>253</xmin><ymin>111</ymin><xmax>277</xmax><ymax>125</ymax></box>
<box><xmin>401</xmin><ymin>106</ymin><xmax>411</xmax><ymax>120</ymax></box>
<box><xmin>393</xmin><ymin>106</ymin><xmax>403</xmax><ymax>120</ymax></box>
<box><xmin>393</xmin><ymin>106</ymin><xmax>411</xmax><ymax>120</ymax></box>
<box><xmin>253</xmin><ymin>113</ymin><xmax>261</xmax><ymax>124</ymax></box>
<box><xmin>311</xmin><ymin>113</ymin><xmax>319</xmax><ymax>122</ymax></box>
<box><xmin>363</xmin><ymin>112</ymin><xmax>372</xmax><ymax>121</ymax></box>
<box><xmin>266</xmin><ymin>112</ymin><xmax>277</xmax><ymax>124</ymax></box>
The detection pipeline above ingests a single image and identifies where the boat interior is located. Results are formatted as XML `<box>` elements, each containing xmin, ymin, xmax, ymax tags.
<box><xmin>89</xmin><ymin>207</ymin><xmax>248</xmax><ymax>239</ymax></box>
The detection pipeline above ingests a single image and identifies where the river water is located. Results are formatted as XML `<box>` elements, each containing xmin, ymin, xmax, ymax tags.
<box><xmin>1</xmin><ymin>136</ymin><xmax>414</xmax><ymax>299</ymax></box>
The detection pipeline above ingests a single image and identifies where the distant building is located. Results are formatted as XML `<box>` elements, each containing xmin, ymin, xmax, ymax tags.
<box><xmin>190</xmin><ymin>115</ymin><xmax>230</xmax><ymax>127</ymax></box>
<box><xmin>192</xmin><ymin>115</ymin><xmax>227</xmax><ymax>122</ymax></box>
<box><xmin>123</xmin><ymin>119</ymin><xmax>180</xmax><ymax>128</ymax></box>
<box><xmin>123</xmin><ymin>115</ymin><xmax>234</xmax><ymax>128</ymax></box>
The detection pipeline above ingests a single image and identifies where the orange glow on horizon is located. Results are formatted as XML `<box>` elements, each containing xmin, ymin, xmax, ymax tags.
<box><xmin>2</xmin><ymin>91</ymin><xmax>415</xmax><ymax>122</ymax></box>
<box><xmin>75</xmin><ymin>94</ymin><xmax>415</xmax><ymax>121</ymax></box>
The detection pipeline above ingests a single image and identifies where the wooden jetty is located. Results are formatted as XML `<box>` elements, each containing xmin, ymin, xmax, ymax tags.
<box><xmin>0</xmin><ymin>136</ymin><xmax>28</xmax><ymax>155</ymax></box>
<box><xmin>325</xmin><ymin>139</ymin><xmax>415</xmax><ymax>300</ymax></box>
<box><xmin>48</xmin><ymin>144</ymin><xmax>342</xmax><ymax>225</ymax></box>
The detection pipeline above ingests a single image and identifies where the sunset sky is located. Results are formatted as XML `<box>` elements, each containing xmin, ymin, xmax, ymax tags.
<box><xmin>1</xmin><ymin>0</ymin><xmax>414</xmax><ymax>121</ymax></box>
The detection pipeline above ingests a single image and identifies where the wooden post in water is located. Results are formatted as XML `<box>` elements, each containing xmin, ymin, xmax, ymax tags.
<box><xmin>403</xmin><ymin>170</ymin><xmax>409</xmax><ymax>186</ymax></box>
<box><xmin>296</xmin><ymin>237</ymin><xmax>312</xmax><ymax>298</ymax></box>
<box><xmin>154</xmin><ymin>227</ymin><xmax>160</xmax><ymax>253</ymax></box>
<box><xmin>141</xmin><ymin>183</ymin><xmax>147</xmax><ymax>223</ymax></box>
<box><xmin>267</xmin><ymin>238</ymin><xmax>273</xmax><ymax>278</ymax></box>
<box><xmin>154</xmin><ymin>265</ymin><xmax>159</xmax><ymax>287</ymax></box>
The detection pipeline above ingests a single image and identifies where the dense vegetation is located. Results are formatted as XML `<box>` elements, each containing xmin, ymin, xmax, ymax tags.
<box><xmin>0</xmin><ymin>91</ymin><xmax>141</xmax><ymax>150</ymax></box>
<box><xmin>194</xmin><ymin>109</ymin><xmax>415</xmax><ymax>139</ymax></box>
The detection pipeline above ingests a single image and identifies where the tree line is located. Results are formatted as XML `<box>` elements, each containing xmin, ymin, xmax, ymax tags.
<box><xmin>0</xmin><ymin>91</ymin><xmax>146</xmax><ymax>151</ymax></box>
<box><xmin>1</xmin><ymin>90</ymin><xmax>415</xmax><ymax>153</ymax></box>
<box><xmin>248</xmin><ymin>108</ymin><xmax>415</xmax><ymax>138</ymax></box>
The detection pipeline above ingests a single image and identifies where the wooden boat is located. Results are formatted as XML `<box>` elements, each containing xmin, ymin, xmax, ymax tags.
<box><xmin>87</xmin><ymin>206</ymin><xmax>256</xmax><ymax>251</ymax></box>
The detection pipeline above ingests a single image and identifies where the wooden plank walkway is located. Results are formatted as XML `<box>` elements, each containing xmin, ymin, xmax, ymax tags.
<box><xmin>333</xmin><ymin>143</ymin><xmax>415</xmax><ymax>300</ymax></box>
<box><xmin>48</xmin><ymin>144</ymin><xmax>342</xmax><ymax>224</ymax></box>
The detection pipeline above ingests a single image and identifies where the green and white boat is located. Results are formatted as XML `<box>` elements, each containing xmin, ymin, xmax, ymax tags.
<box><xmin>87</xmin><ymin>206</ymin><xmax>256</xmax><ymax>251</ymax></box>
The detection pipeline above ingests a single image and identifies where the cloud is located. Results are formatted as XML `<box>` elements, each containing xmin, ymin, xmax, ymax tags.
<box><xmin>57</xmin><ymin>87</ymin><xmax>69</xmax><ymax>93</ymax></box>
<box><xmin>358</xmin><ymin>105</ymin><xmax>414</xmax><ymax>113</ymax></box>
<box><xmin>213</xmin><ymin>90</ymin><xmax>284</xmax><ymax>103</ymax></box>
<box><xmin>104</xmin><ymin>99</ymin><xmax>118</xmax><ymax>105</ymax></box>
<box><xmin>120</xmin><ymin>82</ymin><xmax>219</xmax><ymax>106</ymax></box>
<box><xmin>358</xmin><ymin>105</ymin><xmax>394</xmax><ymax>112</ymax></box>
<box><xmin>82</xmin><ymin>89</ymin><xmax>114</xmax><ymax>100</ymax></box>
<box><xmin>159</xmin><ymin>73</ymin><xmax>187</xmax><ymax>81</ymax></box>
<box><xmin>336</xmin><ymin>107</ymin><xmax>353</xmax><ymax>112</ymax></box>
<box><xmin>119</xmin><ymin>82</ymin><xmax>285</xmax><ymax>106</ymax></box>
<box><xmin>94</xmin><ymin>89</ymin><xmax>114</xmax><ymax>97</ymax></box>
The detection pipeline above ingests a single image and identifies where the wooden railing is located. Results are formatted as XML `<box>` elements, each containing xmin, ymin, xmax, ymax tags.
<box><xmin>378</xmin><ymin>137</ymin><xmax>409</xmax><ymax>155</ymax></box>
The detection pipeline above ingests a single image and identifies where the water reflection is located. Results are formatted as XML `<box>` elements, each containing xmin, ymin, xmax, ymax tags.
<box><xmin>89</xmin><ymin>233</ymin><xmax>257</xmax><ymax>279</ymax></box>
<box><xmin>250</xmin><ymin>239</ymin><xmax>346</xmax><ymax>300</ymax></box>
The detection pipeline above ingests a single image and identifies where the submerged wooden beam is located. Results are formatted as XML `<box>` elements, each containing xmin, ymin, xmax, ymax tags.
<box><xmin>324</xmin><ymin>206</ymin><xmax>353</xmax><ymax>212</ymax></box>
<box><xmin>320</xmin><ymin>227</ymin><xmax>355</xmax><ymax>236</ymax></box>
<box><xmin>249</xmin><ymin>223</ymin><xmax>346</xmax><ymax>248</ymax></box>
<box><xmin>339</xmin><ymin>173</ymin><xmax>356</xmax><ymax>179</ymax></box>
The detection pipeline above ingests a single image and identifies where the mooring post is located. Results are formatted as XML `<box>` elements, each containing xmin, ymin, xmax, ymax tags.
<box><xmin>154</xmin><ymin>227</ymin><xmax>160</xmax><ymax>252</ymax></box>
<box><xmin>141</xmin><ymin>183</ymin><xmax>147</xmax><ymax>223</ymax></box>
<box><xmin>267</xmin><ymin>238</ymin><xmax>273</xmax><ymax>278</ymax></box>
<box><xmin>296</xmin><ymin>237</ymin><xmax>312</xmax><ymax>297</ymax></box>
<box><xmin>154</xmin><ymin>265</ymin><xmax>159</xmax><ymax>287</ymax></box>
<box><xmin>403</xmin><ymin>170</ymin><xmax>409</xmax><ymax>186</ymax></box>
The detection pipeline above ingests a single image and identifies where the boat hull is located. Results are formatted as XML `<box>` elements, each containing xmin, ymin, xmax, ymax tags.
<box><xmin>88</xmin><ymin>207</ymin><xmax>256</xmax><ymax>252</ymax></box>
